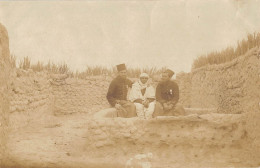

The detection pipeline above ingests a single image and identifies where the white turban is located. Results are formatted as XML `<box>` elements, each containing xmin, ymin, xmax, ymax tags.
<box><xmin>139</xmin><ymin>73</ymin><xmax>149</xmax><ymax>78</ymax></box>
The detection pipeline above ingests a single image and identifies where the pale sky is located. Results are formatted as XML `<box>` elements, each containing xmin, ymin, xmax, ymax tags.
<box><xmin>0</xmin><ymin>0</ymin><xmax>260</xmax><ymax>73</ymax></box>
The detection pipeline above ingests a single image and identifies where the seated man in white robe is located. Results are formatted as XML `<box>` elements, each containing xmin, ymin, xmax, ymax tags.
<box><xmin>128</xmin><ymin>73</ymin><xmax>155</xmax><ymax>119</ymax></box>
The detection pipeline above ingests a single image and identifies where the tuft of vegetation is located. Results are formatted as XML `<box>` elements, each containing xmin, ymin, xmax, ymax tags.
<box><xmin>10</xmin><ymin>32</ymin><xmax>260</xmax><ymax>75</ymax></box>
<box><xmin>17</xmin><ymin>56</ymin><xmax>72</xmax><ymax>75</ymax></box>
<box><xmin>19</xmin><ymin>56</ymin><xmax>31</xmax><ymax>70</ymax></box>
<box><xmin>10</xmin><ymin>54</ymin><xmax>16</xmax><ymax>68</ymax></box>
<box><xmin>13</xmin><ymin>56</ymin><xmax>167</xmax><ymax>79</ymax></box>
<box><xmin>192</xmin><ymin>32</ymin><xmax>260</xmax><ymax>69</ymax></box>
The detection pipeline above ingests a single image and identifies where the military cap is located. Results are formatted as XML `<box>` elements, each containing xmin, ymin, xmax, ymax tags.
<box><xmin>165</xmin><ymin>69</ymin><xmax>175</xmax><ymax>78</ymax></box>
<box><xmin>116</xmin><ymin>63</ymin><xmax>126</xmax><ymax>72</ymax></box>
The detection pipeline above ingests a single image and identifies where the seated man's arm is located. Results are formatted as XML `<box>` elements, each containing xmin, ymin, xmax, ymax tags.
<box><xmin>106</xmin><ymin>81</ymin><xmax>117</xmax><ymax>107</ymax></box>
<box><xmin>168</xmin><ymin>82</ymin><xmax>179</xmax><ymax>107</ymax></box>
<box><xmin>146</xmin><ymin>98</ymin><xmax>155</xmax><ymax>103</ymax></box>
<box><xmin>134</xmin><ymin>99</ymin><xmax>143</xmax><ymax>104</ymax></box>
<box><xmin>172</xmin><ymin>82</ymin><xmax>179</xmax><ymax>103</ymax></box>
<box><xmin>155</xmin><ymin>83</ymin><xmax>166</xmax><ymax>104</ymax></box>
<box><xmin>126</xmin><ymin>78</ymin><xmax>133</xmax><ymax>88</ymax></box>
<box><xmin>146</xmin><ymin>86</ymin><xmax>156</xmax><ymax>103</ymax></box>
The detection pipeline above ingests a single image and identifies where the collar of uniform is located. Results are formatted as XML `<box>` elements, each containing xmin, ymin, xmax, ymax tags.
<box><xmin>160</xmin><ymin>80</ymin><xmax>171</xmax><ymax>85</ymax></box>
<box><xmin>116</xmin><ymin>75</ymin><xmax>126</xmax><ymax>82</ymax></box>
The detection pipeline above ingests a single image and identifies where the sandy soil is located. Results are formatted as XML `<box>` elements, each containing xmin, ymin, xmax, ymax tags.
<box><xmin>3</xmin><ymin>106</ymin><xmax>255</xmax><ymax>168</ymax></box>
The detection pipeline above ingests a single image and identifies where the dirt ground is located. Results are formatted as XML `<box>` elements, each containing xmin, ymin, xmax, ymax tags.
<box><xmin>3</xmin><ymin>104</ymin><xmax>257</xmax><ymax>168</ymax></box>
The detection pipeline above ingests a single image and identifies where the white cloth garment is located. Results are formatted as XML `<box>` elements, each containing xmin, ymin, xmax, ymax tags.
<box><xmin>128</xmin><ymin>81</ymin><xmax>155</xmax><ymax>102</ymax></box>
<box><xmin>134</xmin><ymin>101</ymin><xmax>155</xmax><ymax>119</ymax></box>
<box><xmin>128</xmin><ymin>74</ymin><xmax>155</xmax><ymax>119</ymax></box>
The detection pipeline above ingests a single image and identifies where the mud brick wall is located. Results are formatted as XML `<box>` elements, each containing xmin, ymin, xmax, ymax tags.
<box><xmin>244</xmin><ymin>103</ymin><xmax>260</xmax><ymax>163</ymax></box>
<box><xmin>176</xmin><ymin>72</ymin><xmax>191</xmax><ymax>108</ymax></box>
<box><xmin>51</xmin><ymin>76</ymin><xmax>111</xmax><ymax>115</ymax></box>
<box><xmin>8</xmin><ymin>72</ymin><xmax>113</xmax><ymax>118</ymax></box>
<box><xmin>0</xmin><ymin>23</ymin><xmax>12</xmax><ymax>165</ymax></box>
<box><xmin>9</xmin><ymin>69</ymin><xmax>53</xmax><ymax>129</ymax></box>
<box><xmin>190</xmin><ymin>48</ymin><xmax>260</xmax><ymax>114</ymax></box>
<box><xmin>187</xmin><ymin>47</ymin><xmax>260</xmax><ymax>163</ymax></box>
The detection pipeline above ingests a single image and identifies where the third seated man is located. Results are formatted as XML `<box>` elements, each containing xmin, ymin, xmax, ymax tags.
<box><xmin>153</xmin><ymin>69</ymin><xmax>185</xmax><ymax>117</ymax></box>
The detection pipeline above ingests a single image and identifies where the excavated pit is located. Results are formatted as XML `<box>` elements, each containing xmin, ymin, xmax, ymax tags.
<box><xmin>1</xmin><ymin>22</ymin><xmax>260</xmax><ymax>168</ymax></box>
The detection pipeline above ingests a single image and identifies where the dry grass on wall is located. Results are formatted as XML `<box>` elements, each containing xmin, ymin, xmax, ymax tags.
<box><xmin>192</xmin><ymin>32</ymin><xmax>260</xmax><ymax>69</ymax></box>
<box><xmin>15</xmin><ymin>56</ymin><xmax>167</xmax><ymax>79</ymax></box>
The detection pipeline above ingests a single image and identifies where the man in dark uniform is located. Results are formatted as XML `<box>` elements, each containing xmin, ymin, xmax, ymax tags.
<box><xmin>153</xmin><ymin>69</ymin><xmax>185</xmax><ymax>117</ymax></box>
<box><xmin>106</xmin><ymin>63</ymin><xmax>136</xmax><ymax>118</ymax></box>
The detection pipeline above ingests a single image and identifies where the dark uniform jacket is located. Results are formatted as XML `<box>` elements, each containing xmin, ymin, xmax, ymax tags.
<box><xmin>155</xmin><ymin>80</ymin><xmax>179</xmax><ymax>104</ymax></box>
<box><xmin>106</xmin><ymin>76</ymin><xmax>133</xmax><ymax>107</ymax></box>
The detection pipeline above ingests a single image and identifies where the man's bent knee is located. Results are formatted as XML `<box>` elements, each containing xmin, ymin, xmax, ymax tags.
<box><xmin>173</xmin><ymin>104</ymin><xmax>186</xmax><ymax>116</ymax></box>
